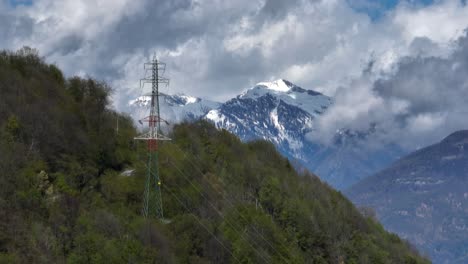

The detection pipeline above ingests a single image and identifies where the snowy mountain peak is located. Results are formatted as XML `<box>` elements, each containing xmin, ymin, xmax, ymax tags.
<box><xmin>240</xmin><ymin>79</ymin><xmax>325</xmax><ymax>99</ymax></box>
<box><xmin>128</xmin><ymin>93</ymin><xmax>220</xmax><ymax>123</ymax></box>
<box><xmin>165</xmin><ymin>93</ymin><xmax>201</xmax><ymax>106</ymax></box>
<box><xmin>204</xmin><ymin>79</ymin><xmax>336</xmax><ymax>175</ymax></box>
<box><xmin>183</xmin><ymin>95</ymin><xmax>199</xmax><ymax>104</ymax></box>
<box><xmin>256</xmin><ymin>79</ymin><xmax>293</xmax><ymax>92</ymax></box>
<box><xmin>235</xmin><ymin>79</ymin><xmax>332</xmax><ymax>118</ymax></box>
<box><xmin>128</xmin><ymin>95</ymin><xmax>151</xmax><ymax>107</ymax></box>
<box><xmin>128</xmin><ymin>93</ymin><xmax>201</xmax><ymax>108</ymax></box>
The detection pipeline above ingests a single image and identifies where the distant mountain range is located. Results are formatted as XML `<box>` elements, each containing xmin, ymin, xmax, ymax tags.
<box><xmin>347</xmin><ymin>130</ymin><xmax>468</xmax><ymax>264</ymax></box>
<box><xmin>129</xmin><ymin>93</ymin><xmax>220</xmax><ymax>124</ymax></box>
<box><xmin>128</xmin><ymin>79</ymin><xmax>404</xmax><ymax>189</ymax></box>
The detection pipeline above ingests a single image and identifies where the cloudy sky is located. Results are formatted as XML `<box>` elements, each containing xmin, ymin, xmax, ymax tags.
<box><xmin>2</xmin><ymin>0</ymin><xmax>468</xmax><ymax>149</ymax></box>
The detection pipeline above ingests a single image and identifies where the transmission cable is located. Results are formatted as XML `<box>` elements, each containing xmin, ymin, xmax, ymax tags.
<box><xmin>164</xmin><ymin>157</ymin><xmax>273</xmax><ymax>264</ymax></box>
<box><xmin>161</xmin><ymin>184</ymin><xmax>241</xmax><ymax>263</ymax></box>
<box><xmin>168</xmin><ymin>142</ymin><xmax>294</xmax><ymax>263</ymax></box>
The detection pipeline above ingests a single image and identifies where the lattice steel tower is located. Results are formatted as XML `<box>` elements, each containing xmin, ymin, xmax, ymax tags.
<box><xmin>135</xmin><ymin>56</ymin><xmax>171</xmax><ymax>219</ymax></box>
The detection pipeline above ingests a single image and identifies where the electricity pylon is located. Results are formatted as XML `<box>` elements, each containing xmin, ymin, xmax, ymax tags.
<box><xmin>135</xmin><ymin>56</ymin><xmax>171</xmax><ymax>219</ymax></box>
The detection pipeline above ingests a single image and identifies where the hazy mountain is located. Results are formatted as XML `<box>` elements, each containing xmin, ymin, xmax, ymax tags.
<box><xmin>347</xmin><ymin>130</ymin><xmax>468</xmax><ymax>264</ymax></box>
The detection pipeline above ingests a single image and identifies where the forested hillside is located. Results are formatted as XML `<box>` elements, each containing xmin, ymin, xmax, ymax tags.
<box><xmin>0</xmin><ymin>49</ymin><xmax>429</xmax><ymax>263</ymax></box>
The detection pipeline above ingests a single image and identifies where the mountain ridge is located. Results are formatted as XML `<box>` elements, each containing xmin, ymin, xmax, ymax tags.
<box><xmin>347</xmin><ymin>129</ymin><xmax>468</xmax><ymax>264</ymax></box>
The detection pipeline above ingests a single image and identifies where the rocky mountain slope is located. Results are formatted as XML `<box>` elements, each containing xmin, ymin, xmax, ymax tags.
<box><xmin>347</xmin><ymin>130</ymin><xmax>468</xmax><ymax>264</ymax></box>
<box><xmin>205</xmin><ymin>79</ymin><xmax>331</xmax><ymax>161</ymax></box>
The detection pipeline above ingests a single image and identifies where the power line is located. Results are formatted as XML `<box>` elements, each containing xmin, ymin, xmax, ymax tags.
<box><xmin>169</xmin><ymin>142</ymin><xmax>295</xmax><ymax>263</ymax></box>
<box><xmin>166</xmin><ymin>143</ymin><xmax>293</xmax><ymax>263</ymax></box>
<box><xmin>161</xmin><ymin>184</ymin><xmax>241</xmax><ymax>263</ymax></box>
<box><xmin>138</xmin><ymin>147</ymin><xmax>271</xmax><ymax>263</ymax></box>
<box><xmin>165</xmin><ymin>157</ymin><xmax>273</xmax><ymax>263</ymax></box>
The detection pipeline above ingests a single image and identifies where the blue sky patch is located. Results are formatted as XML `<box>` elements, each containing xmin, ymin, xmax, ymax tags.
<box><xmin>348</xmin><ymin>0</ymin><xmax>435</xmax><ymax>20</ymax></box>
<box><xmin>8</xmin><ymin>0</ymin><xmax>33</xmax><ymax>7</ymax></box>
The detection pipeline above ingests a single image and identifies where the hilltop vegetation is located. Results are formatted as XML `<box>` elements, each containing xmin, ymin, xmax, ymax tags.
<box><xmin>0</xmin><ymin>48</ymin><xmax>429</xmax><ymax>263</ymax></box>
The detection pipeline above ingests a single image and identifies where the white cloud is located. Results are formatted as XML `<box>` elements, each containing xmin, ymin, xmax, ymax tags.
<box><xmin>224</xmin><ymin>15</ymin><xmax>304</xmax><ymax>57</ymax></box>
<box><xmin>2</xmin><ymin>0</ymin><xmax>468</xmax><ymax>149</ymax></box>
<box><xmin>313</xmin><ymin>28</ymin><xmax>468</xmax><ymax>149</ymax></box>
<box><xmin>394</xmin><ymin>0</ymin><xmax>468</xmax><ymax>44</ymax></box>
<box><xmin>407</xmin><ymin>113</ymin><xmax>447</xmax><ymax>134</ymax></box>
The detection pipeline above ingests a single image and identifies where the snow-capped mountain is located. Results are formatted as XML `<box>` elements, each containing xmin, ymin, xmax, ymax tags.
<box><xmin>206</xmin><ymin>79</ymin><xmax>331</xmax><ymax>161</ymax></box>
<box><xmin>128</xmin><ymin>80</ymin><xmax>403</xmax><ymax>189</ymax></box>
<box><xmin>129</xmin><ymin>93</ymin><xmax>220</xmax><ymax>123</ymax></box>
